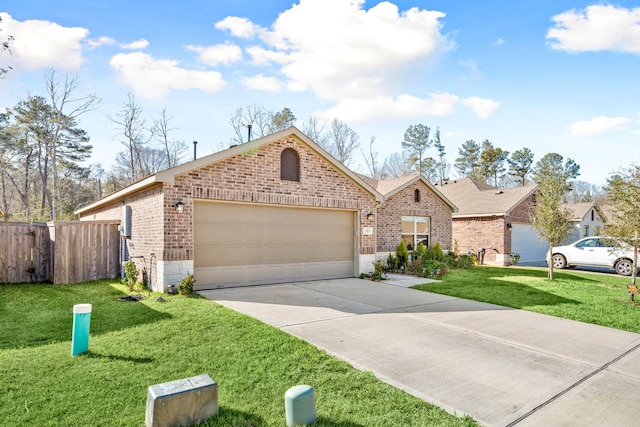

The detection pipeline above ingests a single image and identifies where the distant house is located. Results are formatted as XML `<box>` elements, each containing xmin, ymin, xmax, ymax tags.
<box><xmin>435</xmin><ymin>178</ymin><xmax>542</xmax><ymax>265</ymax></box>
<box><xmin>561</xmin><ymin>202</ymin><xmax>604</xmax><ymax>244</ymax></box>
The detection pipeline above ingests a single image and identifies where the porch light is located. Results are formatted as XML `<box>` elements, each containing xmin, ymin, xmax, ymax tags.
<box><xmin>366</xmin><ymin>212</ymin><xmax>374</xmax><ymax>220</ymax></box>
<box><xmin>174</xmin><ymin>201</ymin><xmax>185</xmax><ymax>214</ymax></box>
<box><xmin>506</xmin><ymin>222</ymin><xmax>512</xmax><ymax>230</ymax></box>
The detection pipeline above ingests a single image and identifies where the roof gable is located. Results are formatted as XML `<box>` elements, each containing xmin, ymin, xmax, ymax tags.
<box><xmin>76</xmin><ymin>127</ymin><xmax>382</xmax><ymax>215</ymax></box>
<box><xmin>362</xmin><ymin>173</ymin><xmax>457</xmax><ymax>212</ymax></box>
<box><xmin>435</xmin><ymin>178</ymin><xmax>537</xmax><ymax>217</ymax></box>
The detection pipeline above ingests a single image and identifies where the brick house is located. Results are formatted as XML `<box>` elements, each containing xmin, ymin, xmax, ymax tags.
<box><xmin>360</xmin><ymin>174</ymin><xmax>457</xmax><ymax>255</ymax></box>
<box><xmin>434</xmin><ymin>179</ymin><xmax>542</xmax><ymax>265</ymax></box>
<box><xmin>75</xmin><ymin>128</ymin><xmax>455</xmax><ymax>291</ymax></box>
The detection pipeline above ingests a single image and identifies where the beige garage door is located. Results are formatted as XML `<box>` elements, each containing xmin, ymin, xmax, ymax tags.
<box><xmin>193</xmin><ymin>201</ymin><xmax>356</xmax><ymax>289</ymax></box>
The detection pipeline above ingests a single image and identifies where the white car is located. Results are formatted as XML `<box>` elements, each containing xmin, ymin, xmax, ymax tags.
<box><xmin>547</xmin><ymin>236</ymin><xmax>639</xmax><ymax>276</ymax></box>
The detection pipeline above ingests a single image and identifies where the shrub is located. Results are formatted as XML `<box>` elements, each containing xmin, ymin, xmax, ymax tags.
<box><xmin>423</xmin><ymin>260</ymin><xmax>449</xmax><ymax>279</ymax></box>
<box><xmin>511</xmin><ymin>253</ymin><xmax>521</xmax><ymax>266</ymax></box>
<box><xmin>396</xmin><ymin>241</ymin><xmax>409</xmax><ymax>269</ymax></box>
<box><xmin>178</xmin><ymin>274</ymin><xmax>196</xmax><ymax>296</ymax></box>
<box><xmin>123</xmin><ymin>261</ymin><xmax>138</xmax><ymax>291</ymax></box>
<box><xmin>371</xmin><ymin>259</ymin><xmax>386</xmax><ymax>281</ymax></box>
<box><xmin>433</xmin><ymin>242</ymin><xmax>444</xmax><ymax>260</ymax></box>
<box><xmin>455</xmin><ymin>254</ymin><xmax>475</xmax><ymax>270</ymax></box>
<box><xmin>386</xmin><ymin>254</ymin><xmax>398</xmax><ymax>271</ymax></box>
<box><xmin>407</xmin><ymin>258</ymin><xmax>423</xmax><ymax>275</ymax></box>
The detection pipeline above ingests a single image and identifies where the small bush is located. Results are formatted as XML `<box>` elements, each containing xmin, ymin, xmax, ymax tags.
<box><xmin>386</xmin><ymin>254</ymin><xmax>398</xmax><ymax>271</ymax></box>
<box><xmin>396</xmin><ymin>241</ymin><xmax>409</xmax><ymax>269</ymax></box>
<box><xmin>178</xmin><ymin>274</ymin><xmax>196</xmax><ymax>296</ymax></box>
<box><xmin>455</xmin><ymin>254</ymin><xmax>475</xmax><ymax>270</ymax></box>
<box><xmin>371</xmin><ymin>259</ymin><xmax>386</xmax><ymax>281</ymax></box>
<box><xmin>423</xmin><ymin>260</ymin><xmax>449</xmax><ymax>279</ymax></box>
<box><xmin>123</xmin><ymin>261</ymin><xmax>138</xmax><ymax>291</ymax></box>
<box><xmin>433</xmin><ymin>242</ymin><xmax>444</xmax><ymax>260</ymax></box>
<box><xmin>511</xmin><ymin>253</ymin><xmax>521</xmax><ymax>266</ymax></box>
<box><xmin>407</xmin><ymin>258</ymin><xmax>423</xmax><ymax>275</ymax></box>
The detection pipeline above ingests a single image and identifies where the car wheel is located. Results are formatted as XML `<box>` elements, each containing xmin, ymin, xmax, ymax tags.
<box><xmin>615</xmin><ymin>259</ymin><xmax>633</xmax><ymax>276</ymax></box>
<box><xmin>552</xmin><ymin>254</ymin><xmax>567</xmax><ymax>269</ymax></box>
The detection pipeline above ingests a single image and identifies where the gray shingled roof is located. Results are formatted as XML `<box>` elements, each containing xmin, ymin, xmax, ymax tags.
<box><xmin>434</xmin><ymin>178</ymin><xmax>537</xmax><ymax>217</ymax></box>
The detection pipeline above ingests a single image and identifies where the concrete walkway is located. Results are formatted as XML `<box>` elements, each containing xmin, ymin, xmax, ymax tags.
<box><xmin>199</xmin><ymin>277</ymin><xmax>640</xmax><ymax>426</ymax></box>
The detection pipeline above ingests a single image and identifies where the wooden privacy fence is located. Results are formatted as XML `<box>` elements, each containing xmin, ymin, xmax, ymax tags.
<box><xmin>0</xmin><ymin>220</ymin><xmax>121</xmax><ymax>284</ymax></box>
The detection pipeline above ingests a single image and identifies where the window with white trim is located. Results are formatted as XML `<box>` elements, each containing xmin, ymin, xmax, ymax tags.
<box><xmin>401</xmin><ymin>216</ymin><xmax>430</xmax><ymax>250</ymax></box>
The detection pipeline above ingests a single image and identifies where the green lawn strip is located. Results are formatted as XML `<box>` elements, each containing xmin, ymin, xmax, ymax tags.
<box><xmin>413</xmin><ymin>266</ymin><xmax>640</xmax><ymax>333</ymax></box>
<box><xmin>0</xmin><ymin>281</ymin><xmax>477</xmax><ymax>427</ymax></box>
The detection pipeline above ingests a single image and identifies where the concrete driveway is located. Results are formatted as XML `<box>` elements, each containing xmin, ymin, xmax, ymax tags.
<box><xmin>199</xmin><ymin>276</ymin><xmax>640</xmax><ymax>426</ymax></box>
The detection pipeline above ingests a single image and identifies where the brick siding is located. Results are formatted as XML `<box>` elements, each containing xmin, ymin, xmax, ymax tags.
<box><xmin>377</xmin><ymin>181</ymin><xmax>453</xmax><ymax>253</ymax></box>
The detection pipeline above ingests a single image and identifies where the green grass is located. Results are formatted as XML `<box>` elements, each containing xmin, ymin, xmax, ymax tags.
<box><xmin>414</xmin><ymin>266</ymin><xmax>640</xmax><ymax>333</ymax></box>
<box><xmin>0</xmin><ymin>281</ymin><xmax>477</xmax><ymax>427</ymax></box>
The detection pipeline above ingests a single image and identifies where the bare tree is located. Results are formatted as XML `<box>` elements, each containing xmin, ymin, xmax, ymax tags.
<box><xmin>328</xmin><ymin>118</ymin><xmax>360</xmax><ymax>166</ymax></box>
<box><xmin>228</xmin><ymin>105</ymin><xmax>273</xmax><ymax>144</ymax></box>
<box><xmin>382</xmin><ymin>151</ymin><xmax>414</xmax><ymax>179</ymax></box>
<box><xmin>302</xmin><ymin>114</ymin><xmax>329</xmax><ymax>149</ymax></box>
<box><xmin>108</xmin><ymin>92</ymin><xmax>152</xmax><ymax>183</ymax></box>
<box><xmin>152</xmin><ymin>108</ymin><xmax>187</xmax><ymax>168</ymax></box>
<box><xmin>361</xmin><ymin>136</ymin><xmax>384</xmax><ymax>179</ymax></box>
<box><xmin>45</xmin><ymin>70</ymin><xmax>100</xmax><ymax>219</ymax></box>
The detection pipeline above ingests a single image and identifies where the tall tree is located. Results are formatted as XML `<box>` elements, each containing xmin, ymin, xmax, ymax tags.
<box><xmin>45</xmin><ymin>70</ymin><xmax>99</xmax><ymax>219</ymax></box>
<box><xmin>361</xmin><ymin>136</ymin><xmax>384</xmax><ymax>179</ymax></box>
<box><xmin>302</xmin><ymin>114</ymin><xmax>329</xmax><ymax>149</ymax></box>
<box><xmin>532</xmin><ymin>153</ymin><xmax>580</xmax><ymax>279</ymax></box>
<box><xmin>508</xmin><ymin>147</ymin><xmax>534</xmax><ymax>186</ymax></box>
<box><xmin>432</xmin><ymin>128</ymin><xmax>448</xmax><ymax>184</ymax></box>
<box><xmin>480</xmin><ymin>139</ymin><xmax>509</xmax><ymax>187</ymax></box>
<box><xmin>401</xmin><ymin>124</ymin><xmax>431</xmax><ymax>174</ymax></box>
<box><xmin>108</xmin><ymin>92</ymin><xmax>151</xmax><ymax>183</ymax></box>
<box><xmin>152</xmin><ymin>108</ymin><xmax>187</xmax><ymax>168</ymax></box>
<box><xmin>454</xmin><ymin>139</ymin><xmax>482</xmax><ymax>180</ymax></box>
<box><xmin>605</xmin><ymin>164</ymin><xmax>640</xmax><ymax>286</ymax></box>
<box><xmin>228</xmin><ymin>105</ymin><xmax>273</xmax><ymax>144</ymax></box>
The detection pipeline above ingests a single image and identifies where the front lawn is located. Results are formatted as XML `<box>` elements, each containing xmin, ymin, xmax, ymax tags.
<box><xmin>0</xmin><ymin>281</ymin><xmax>477</xmax><ymax>427</ymax></box>
<box><xmin>414</xmin><ymin>266</ymin><xmax>640</xmax><ymax>333</ymax></box>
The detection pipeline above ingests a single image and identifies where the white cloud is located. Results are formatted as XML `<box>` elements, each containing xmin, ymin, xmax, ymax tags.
<box><xmin>215</xmin><ymin>16</ymin><xmax>260</xmax><ymax>39</ymax></box>
<box><xmin>85</xmin><ymin>36</ymin><xmax>115</xmax><ymax>50</ymax></box>
<box><xmin>547</xmin><ymin>5</ymin><xmax>640</xmax><ymax>53</ymax></box>
<box><xmin>320</xmin><ymin>92</ymin><xmax>499</xmax><ymax>122</ymax></box>
<box><xmin>219</xmin><ymin>0</ymin><xmax>451</xmax><ymax>100</ymax></box>
<box><xmin>493</xmin><ymin>37</ymin><xmax>505</xmax><ymax>46</ymax></box>
<box><xmin>0</xmin><ymin>12</ymin><xmax>88</xmax><ymax>71</ymax></box>
<box><xmin>120</xmin><ymin>38</ymin><xmax>149</xmax><ymax>50</ymax></box>
<box><xmin>186</xmin><ymin>43</ymin><xmax>242</xmax><ymax>66</ymax></box>
<box><xmin>461</xmin><ymin>97</ymin><xmax>500</xmax><ymax>118</ymax></box>
<box><xmin>569</xmin><ymin>116</ymin><xmax>630</xmax><ymax>136</ymax></box>
<box><xmin>109</xmin><ymin>52</ymin><xmax>226</xmax><ymax>99</ymax></box>
<box><xmin>241</xmin><ymin>73</ymin><xmax>283</xmax><ymax>91</ymax></box>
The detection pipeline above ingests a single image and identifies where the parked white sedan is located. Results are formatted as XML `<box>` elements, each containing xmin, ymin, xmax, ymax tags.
<box><xmin>547</xmin><ymin>236</ymin><xmax>639</xmax><ymax>276</ymax></box>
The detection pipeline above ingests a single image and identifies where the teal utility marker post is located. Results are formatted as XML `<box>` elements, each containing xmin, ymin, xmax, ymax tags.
<box><xmin>71</xmin><ymin>304</ymin><xmax>92</xmax><ymax>357</ymax></box>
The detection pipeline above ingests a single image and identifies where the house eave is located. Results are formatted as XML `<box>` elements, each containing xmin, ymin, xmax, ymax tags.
<box><xmin>74</xmin><ymin>175</ymin><xmax>162</xmax><ymax>216</ymax></box>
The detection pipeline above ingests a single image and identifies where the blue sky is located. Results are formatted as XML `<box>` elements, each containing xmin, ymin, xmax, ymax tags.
<box><xmin>1</xmin><ymin>0</ymin><xmax>640</xmax><ymax>186</ymax></box>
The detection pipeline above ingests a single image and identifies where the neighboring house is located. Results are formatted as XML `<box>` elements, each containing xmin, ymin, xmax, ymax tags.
<box><xmin>360</xmin><ymin>174</ymin><xmax>457</xmax><ymax>255</ymax></box>
<box><xmin>75</xmin><ymin>128</ymin><xmax>455</xmax><ymax>291</ymax></box>
<box><xmin>561</xmin><ymin>202</ymin><xmax>604</xmax><ymax>244</ymax></box>
<box><xmin>434</xmin><ymin>178</ymin><xmax>542</xmax><ymax>265</ymax></box>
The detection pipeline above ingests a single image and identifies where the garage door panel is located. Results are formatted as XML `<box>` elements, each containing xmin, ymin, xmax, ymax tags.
<box><xmin>194</xmin><ymin>202</ymin><xmax>355</xmax><ymax>289</ymax></box>
<box><xmin>511</xmin><ymin>224</ymin><xmax>548</xmax><ymax>263</ymax></box>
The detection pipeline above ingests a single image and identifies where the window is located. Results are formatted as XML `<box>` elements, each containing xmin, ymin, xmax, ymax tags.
<box><xmin>414</xmin><ymin>189</ymin><xmax>421</xmax><ymax>203</ymax></box>
<box><xmin>401</xmin><ymin>216</ymin><xmax>430</xmax><ymax>250</ymax></box>
<box><xmin>281</xmin><ymin>148</ymin><xmax>300</xmax><ymax>182</ymax></box>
